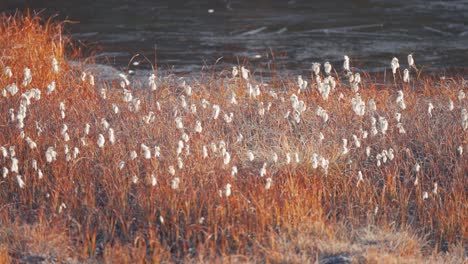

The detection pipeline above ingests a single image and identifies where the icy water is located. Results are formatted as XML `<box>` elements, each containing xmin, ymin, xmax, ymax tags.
<box><xmin>6</xmin><ymin>0</ymin><xmax>468</xmax><ymax>76</ymax></box>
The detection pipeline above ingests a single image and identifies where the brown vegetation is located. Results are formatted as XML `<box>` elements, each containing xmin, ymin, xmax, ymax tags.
<box><xmin>0</xmin><ymin>14</ymin><xmax>466</xmax><ymax>263</ymax></box>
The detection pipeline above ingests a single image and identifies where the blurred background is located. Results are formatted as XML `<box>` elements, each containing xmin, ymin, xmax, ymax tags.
<box><xmin>2</xmin><ymin>0</ymin><xmax>468</xmax><ymax>75</ymax></box>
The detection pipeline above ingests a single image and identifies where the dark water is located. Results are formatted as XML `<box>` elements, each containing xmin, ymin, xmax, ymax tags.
<box><xmin>5</xmin><ymin>0</ymin><xmax>468</xmax><ymax>76</ymax></box>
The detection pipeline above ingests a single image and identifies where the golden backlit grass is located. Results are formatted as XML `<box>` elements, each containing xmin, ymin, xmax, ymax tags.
<box><xmin>0</xmin><ymin>14</ymin><xmax>466</xmax><ymax>262</ymax></box>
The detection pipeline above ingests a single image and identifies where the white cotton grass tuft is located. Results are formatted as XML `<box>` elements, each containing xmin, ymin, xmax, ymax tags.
<box><xmin>265</xmin><ymin>177</ymin><xmax>272</xmax><ymax>190</ymax></box>
<box><xmin>343</xmin><ymin>55</ymin><xmax>350</xmax><ymax>72</ymax></box>
<box><xmin>312</xmin><ymin>62</ymin><xmax>321</xmax><ymax>76</ymax></box>
<box><xmin>10</xmin><ymin>146</ymin><xmax>16</xmax><ymax>157</ymax></box>
<box><xmin>458</xmin><ymin>90</ymin><xmax>465</xmax><ymax>102</ymax></box>
<box><xmin>457</xmin><ymin>145</ymin><xmax>463</xmax><ymax>156</ymax></box>
<box><xmin>141</xmin><ymin>144</ymin><xmax>151</xmax><ymax>159</ymax></box>
<box><xmin>397</xmin><ymin>122</ymin><xmax>406</xmax><ymax>134</ymax></box>
<box><xmin>320</xmin><ymin>157</ymin><xmax>329</xmax><ymax>174</ymax></box>
<box><xmin>351</xmin><ymin>93</ymin><xmax>365</xmax><ymax>116</ymax></box>
<box><xmin>371</xmin><ymin>116</ymin><xmax>379</xmax><ymax>136</ymax></box>
<box><xmin>260</xmin><ymin>163</ymin><xmax>267</xmax><ymax>177</ymax></box>
<box><xmin>231</xmin><ymin>165</ymin><xmax>238</xmax><ymax>177</ymax></box>
<box><xmin>195</xmin><ymin>121</ymin><xmax>203</xmax><ymax>133</ymax></box>
<box><xmin>428</xmin><ymin>103</ymin><xmax>434</xmax><ymax>117</ymax></box>
<box><xmin>108</xmin><ymin>128</ymin><xmax>115</xmax><ymax>144</ymax></box>
<box><xmin>247</xmin><ymin>150</ymin><xmax>255</xmax><ymax>161</ymax></box>
<box><xmin>45</xmin><ymin>147</ymin><xmax>58</xmax><ymax>163</ymax></box>
<box><xmin>81</xmin><ymin>72</ymin><xmax>87</xmax><ymax>82</ymax></box>
<box><xmin>324</xmin><ymin>61</ymin><xmax>332</xmax><ymax>75</ymax></box>
<box><xmin>119</xmin><ymin>73</ymin><xmax>130</xmax><ymax>88</ymax></box>
<box><xmin>423</xmin><ymin>191</ymin><xmax>429</xmax><ymax>200</ymax></box>
<box><xmin>171</xmin><ymin>177</ymin><xmax>180</xmax><ymax>190</ymax></box>
<box><xmin>367</xmin><ymin>99</ymin><xmax>377</xmax><ymax>112</ymax></box>
<box><xmin>154</xmin><ymin>146</ymin><xmax>161</xmax><ymax>158</ymax></box>
<box><xmin>272</xmin><ymin>152</ymin><xmax>278</xmax><ymax>163</ymax></box>
<box><xmin>118</xmin><ymin>161</ymin><xmax>125</xmax><ymax>170</ymax></box>
<box><xmin>224</xmin><ymin>113</ymin><xmax>234</xmax><ymax>123</ymax></box>
<box><xmin>4</xmin><ymin>66</ymin><xmax>12</xmax><ymax>78</ymax></box>
<box><xmin>395</xmin><ymin>112</ymin><xmax>402</xmax><ymax>122</ymax></box>
<box><xmin>342</xmin><ymin>138</ymin><xmax>349</xmax><ymax>155</ymax></box>
<box><xmin>212</xmin><ymin>105</ymin><xmax>220</xmax><ymax>119</ymax></box>
<box><xmin>230</xmin><ymin>92</ymin><xmax>238</xmax><ymax>105</ymax></box>
<box><xmin>0</xmin><ymin>146</ymin><xmax>8</xmax><ymax>158</ymax></box>
<box><xmin>396</xmin><ymin>90</ymin><xmax>406</xmax><ymax>110</ymax></box>
<box><xmin>356</xmin><ymin>171</ymin><xmax>363</xmax><ymax>187</ymax></box>
<box><xmin>100</xmin><ymin>88</ymin><xmax>107</xmax><ymax>99</ymax></box>
<box><xmin>130</xmin><ymin>150</ymin><xmax>138</xmax><ymax>160</ymax></box>
<box><xmin>58</xmin><ymin>203</ymin><xmax>67</xmax><ymax>214</ymax></box>
<box><xmin>286</xmin><ymin>153</ymin><xmax>291</xmax><ymax>164</ymax></box>
<box><xmin>257</xmin><ymin>102</ymin><xmax>265</xmax><ymax>116</ymax></box>
<box><xmin>177</xmin><ymin>140</ymin><xmax>184</xmax><ymax>156</ymax></box>
<box><xmin>391</xmin><ymin>57</ymin><xmax>400</xmax><ymax>76</ymax></box>
<box><xmin>387</xmin><ymin>148</ymin><xmax>395</xmax><ymax>161</ymax></box>
<box><xmin>97</xmin><ymin>134</ymin><xmax>105</xmax><ymax>148</ymax></box>
<box><xmin>175</xmin><ymin>117</ymin><xmax>184</xmax><ymax>130</ymax></box>
<box><xmin>16</xmin><ymin>175</ymin><xmax>25</xmax><ymax>188</ymax></box>
<box><xmin>297</xmin><ymin>75</ymin><xmax>308</xmax><ymax>93</ymax></box>
<box><xmin>294</xmin><ymin>152</ymin><xmax>300</xmax><ymax>163</ymax></box>
<box><xmin>448</xmin><ymin>100</ymin><xmax>454</xmax><ymax>111</ymax></box>
<box><xmin>31</xmin><ymin>160</ymin><xmax>38</xmax><ymax>171</ymax></box>
<box><xmin>403</xmin><ymin>69</ymin><xmax>410</xmax><ymax>83</ymax></box>
<box><xmin>223</xmin><ymin>151</ymin><xmax>231</xmax><ymax>165</ymax></box>
<box><xmin>11</xmin><ymin>157</ymin><xmax>19</xmax><ymax>173</ymax></box>
<box><xmin>73</xmin><ymin>147</ymin><xmax>80</xmax><ymax>159</ymax></box>
<box><xmin>316</xmin><ymin>106</ymin><xmax>329</xmax><ymax>123</ymax></box>
<box><xmin>202</xmin><ymin>145</ymin><xmax>208</xmax><ymax>159</ymax></box>
<box><xmin>319</xmin><ymin>132</ymin><xmax>325</xmax><ymax>142</ymax></box>
<box><xmin>150</xmin><ymin>174</ymin><xmax>157</xmax><ymax>186</ymax></box>
<box><xmin>378</xmin><ymin>116</ymin><xmax>388</xmax><ymax>135</ymax></box>
<box><xmin>376</xmin><ymin>154</ymin><xmax>382</xmax><ymax>167</ymax></box>
<box><xmin>149</xmin><ymin>73</ymin><xmax>157</xmax><ymax>91</ymax></box>
<box><xmin>311</xmin><ymin>153</ymin><xmax>319</xmax><ymax>169</ymax></box>
<box><xmin>462</xmin><ymin>109</ymin><xmax>468</xmax><ymax>130</ymax></box>
<box><xmin>52</xmin><ymin>57</ymin><xmax>60</xmax><ymax>73</ymax></box>
<box><xmin>241</xmin><ymin>66</ymin><xmax>249</xmax><ymax>80</ymax></box>
<box><xmin>182</xmin><ymin>133</ymin><xmax>189</xmax><ymax>143</ymax></box>
<box><xmin>6</xmin><ymin>83</ymin><xmax>18</xmax><ymax>96</ymax></box>
<box><xmin>317</xmin><ymin>82</ymin><xmax>331</xmax><ymax>100</ymax></box>
<box><xmin>169</xmin><ymin>166</ymin><xmax>176</xmax><ymax>176</ymax></box>
<box><xmin>132</xmin><ymin>175</ymin><xmax>139</xmax><ymax>184</ymax></box>
<box><xmin>223</xmin><ymin>183</ymin><xmax>232</xmax><ymax>197</ymax></box>
<box><xmin>123</xmin><ymin>89</ymin><xmax>133</xmax><ymax>102</ymax></box>
<box><xmin>84</xmin><ymin>123</ymin><xmax>91</xmax><ymax>135</ymax></box>
<box><xmin>25</xmin><ymin>137</ymin><xmax>37</xmax><ymax>150</ymax></box>
<box><xmin>352</xmin><ymin>135</ymin><xmax>360</xmax><ymax>148</ymax></box>
<box><xmin>232</xmin><ymin>66</ymin><xmax>238</xmax><ymax>78</ymax></box>
<box><xmin>408</xmin><ymin>54</ymin><xmax>415</xmax><ymax>69</ymax></box>
<box><xmin>46</xmin><ymin>81</ymin><xmax>56</xmax><ymax>95</ymax></box>
<box><xmin>325</xmin><ymin>76</ymin><xmax>336</xmax><ymax>91</ymax></box>
<box><xmin>351</xmin><ymin>73</ymin><xmax>361</xmax><ymax>93</ymax></box>
<box><xmin>366</xmin><ymin>146</ymin><xmax>371</xmax><ymax>157</ymax></box>
<box><xmin>23</xmin><ymin>67</ymin><xmax>32</xmax><ymax>87</ymax></box>
<box><xmin>88</xmin><ymin>74</ymin><xmax>95</xmax><ymax>86</ymax></box>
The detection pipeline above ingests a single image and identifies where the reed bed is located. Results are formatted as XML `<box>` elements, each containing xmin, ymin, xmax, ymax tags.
<box><xmin>0</xmin><ymin>14</ymin><xmax>466</xmax><ymax>263</ymax></box>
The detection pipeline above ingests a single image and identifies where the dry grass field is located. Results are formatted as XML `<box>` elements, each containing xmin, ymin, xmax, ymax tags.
<box><xmin>0</xmin><ymin>14</ymin><xmax>466</xmax><ymax>263</ymax></box>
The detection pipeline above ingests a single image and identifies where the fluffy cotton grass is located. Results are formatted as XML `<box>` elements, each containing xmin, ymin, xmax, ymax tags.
<box><xmin>0</xmin><ymin>14</ymin><xmax>467</xmax><ymax>262</ymax></box>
